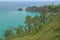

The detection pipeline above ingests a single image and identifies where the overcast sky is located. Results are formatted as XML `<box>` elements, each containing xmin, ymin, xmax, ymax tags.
<box><xmin>0</xmin><ymin>0</ymin><xmax>60</xmax><ymax>1</ymax></box>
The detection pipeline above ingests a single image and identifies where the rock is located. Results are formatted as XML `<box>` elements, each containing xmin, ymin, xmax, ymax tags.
<box><xmin>17</xmin><ymin>8</ymin><xmax>23</xmax><ymax>11</ymax></box>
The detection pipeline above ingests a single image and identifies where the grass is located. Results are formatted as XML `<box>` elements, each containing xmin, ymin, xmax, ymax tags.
<box><xmin>11</xmin><ymin>21</ymin><xmax>60</xmax><ymax>40</ymax></box>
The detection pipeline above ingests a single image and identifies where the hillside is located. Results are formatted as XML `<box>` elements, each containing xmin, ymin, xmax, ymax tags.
<box><xmin>12</xmin><ymin>21</ymin><xmax>60</xmax><ymax>40</ymax></box>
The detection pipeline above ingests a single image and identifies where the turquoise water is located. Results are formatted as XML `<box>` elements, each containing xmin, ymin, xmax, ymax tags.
<box><xmin>0</xmin><ymin>10</ymin><xmax>40</xmax><ymax>37</ymax></box>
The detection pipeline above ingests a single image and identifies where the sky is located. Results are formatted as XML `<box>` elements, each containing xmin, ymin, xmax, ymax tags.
<box><xmin>0</xmin><ymin>0</ymin><xmax>60</xmax><ymax>1</ymax></box>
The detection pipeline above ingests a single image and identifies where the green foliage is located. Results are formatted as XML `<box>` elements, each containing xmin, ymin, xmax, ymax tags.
<box><xmin>16</xmin><ymin>25</ymin><xmax>24</xmax><ymax>37</ymax></box>
<box><xmin>25</xmin><ymin>16</ymin><xmax>33</xmax><ymax>34</ymax></box>
<box><xmin>4</xmin><ymin>29</ymin><xmax>15</xmax><ymax>40</ymax></box>
<box><xmin>0</xmin><ymin>37</ymin><xmax>3</xmax><ymax>40</ymax></box>
<box><xmin>33</xmin><ymin>15</ymin><xmax>41</xmax><ymax>32</ymax></box>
